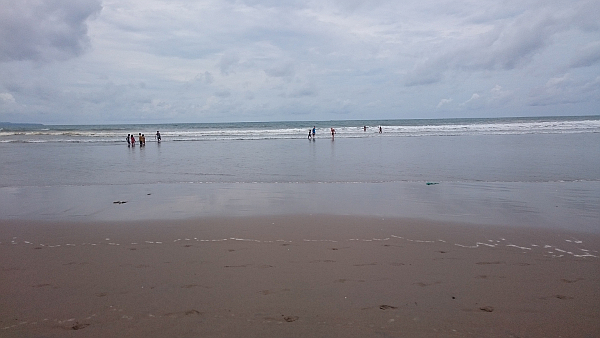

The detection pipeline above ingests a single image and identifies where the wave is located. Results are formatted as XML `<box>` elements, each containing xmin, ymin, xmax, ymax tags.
<box><xmin>1</xmin><ymin>116</ymin><xmax>598</xmax><ymax>143</ymax></box>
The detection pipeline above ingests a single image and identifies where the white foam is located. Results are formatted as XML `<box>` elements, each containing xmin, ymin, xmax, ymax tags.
<box><xmin>506</xmin><ymin>244</ymin><xmax>532</xmax><ymax>250</ymax></box>
<box><xmin>455</xmin><ymin>242</ymin><xmax>497</xmax><ymax>248</ymax></box>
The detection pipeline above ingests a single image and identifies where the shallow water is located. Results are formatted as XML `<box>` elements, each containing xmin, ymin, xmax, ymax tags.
<box><xmin>1</xmin><ymin>132</ymin><xmax>599</xmax><ymax>187</ymax></box>
<box><xmin>1</xmin><ymin>118</ymin><xmax>598</xmax><ymax>233</ymax></box>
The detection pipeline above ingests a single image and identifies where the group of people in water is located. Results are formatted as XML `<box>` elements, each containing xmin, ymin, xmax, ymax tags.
<box><xmin>308</xmin><ymin>125</ymin><xmax>383</xmax><ymax>139</ymax></box>
<box><xmin>127</xmin><ymin>126</ymin><xmax>383</xmax><ymax>144</ymax></box>
<box><xmin>127</xmin><ymin>131</ymin><xmax>161</xmax><ymax>146</ymax></box>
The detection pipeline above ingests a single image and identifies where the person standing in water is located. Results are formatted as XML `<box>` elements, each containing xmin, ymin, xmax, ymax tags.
<box><xmin>312</xmin><ymin>126</ymin><xmax>316</xmax><ymax>138</ymax></box>
<box><xmin>308</xmin><ymin>130</ymin><xmax>312</xmax><ymax>140</ymax></box>
<box><xmin>127</xmin><ymin>134</ymin><xmax>131</xmax><ymax>146</ymax></box>
<box><xmin>130</xmin><ymin>134</ymin><xmax>135</xmax><ymax>146</ymax></box>
<box><xmin>330</xmin><ymin>128</ymin><xmax>335</xmax><ymax>138</ymax></box>
<box><xmin>379</xmin><ymin>126</ymin><xmax>382</xmax><ymax>133</ymax></box>
<box><xmin>156</xmin><ymin>131</ymin><xmax>161</xmax><ymax>142</ymax></box>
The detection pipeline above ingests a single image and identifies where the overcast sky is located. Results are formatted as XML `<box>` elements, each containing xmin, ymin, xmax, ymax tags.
<box><xmin>1</xmin><ymin>0</ymin><xmax>599</xmax><ymax>124</ymax></box>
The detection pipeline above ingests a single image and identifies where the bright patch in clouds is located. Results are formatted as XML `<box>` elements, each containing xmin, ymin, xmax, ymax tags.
<box><xmin>460</xmin><ymin>93</ymin><xmax>480</xmax><ymax>107</ymax></box>
<box><xmin>0</xmin><ymin>92</ymin><xmax>15</xmax><ymax>103</ymax></box>
<box><xmin>437</xmin><ymin>98</ymin><xmax>453</xmax><ymax>109</ymax></box>
<box><xmin>0</xmin><ymin>0</ymin><xmax>599</xmax><ymax>124</ymax></box>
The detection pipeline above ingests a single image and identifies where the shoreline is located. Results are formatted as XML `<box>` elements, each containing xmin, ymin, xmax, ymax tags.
<box><xmin>2</xmin><ymin>215</ymin><xmax>599</xmax><ymax>337</ymax></box>
<box><xmin>2</xmin><ymin>214</ymin><xmax>600</xmax><ymax>252</ymax></box>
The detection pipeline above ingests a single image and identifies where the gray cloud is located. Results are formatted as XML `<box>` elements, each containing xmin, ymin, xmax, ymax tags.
<box><xmin>214</xmin><ymin>90</ymin><xmax>232</xmax><ymax>98</ymax></box>
<box><xmin>570</xmin><ymin>41</ymin><xmax>600</xmax><ymax>68</ymax></box>
<box><xmin>219</xmin><ymin>53</ymin><xmax>240</xmax><ymax>75</ymax></box>
<box><xmin>406</xmin><ymin>7</ymin><xmax>575</xmax><ymax>86</ymax></box>
<box><xmin>289</xmin><ymin>84</ymin><xmax>317</xmax><ymax>98</ymax></box>
<box><xmin>0</xmin><ymin>0</ymin><xmax>102</xmax><ymax>62</ymax></box>
<box><xmin>572</xmin><ymin>0</ymin><xmax>600</xmax><ymax>31</ymax></box>
<box><xmin>528</xmin><ymin>74</ymin><xmax>600</xmax><ymax>107</ymax></box>
<box><xmin>264</xmin><ymin>63</ymin><xmax>295</xmax><ymax>78</ymax></box>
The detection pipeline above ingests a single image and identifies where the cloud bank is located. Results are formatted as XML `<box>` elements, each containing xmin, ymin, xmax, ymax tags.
<box><xmin>0</xmin><ymin>0</ymin><xmax>598</xmax><ymax>123</ymax></box>
<box><xmin>0</xmin><ymin>0</ymin><xmax>102</xmax><ymax>62</ymax></box>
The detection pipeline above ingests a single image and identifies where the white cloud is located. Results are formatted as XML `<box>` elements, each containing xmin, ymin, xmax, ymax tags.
<box><xmin>436</xmin><ymin>98</ymin><xmax>452</xmax><ymax>108</ymax></box>
<box><xmin>460</xmin><ymin>93</ymin><xmax>480</xmax><ymax>107</ymax></box>
<box><xmin>490</xmin><ymin>85</ymin><xmax>512</xmax><ymax>100</ymax></box>
<box><xmin>0</xmin><ymin>92</ymin><xmax>15</xmax><ymax>103</ymax></box>
<box><xmin>546</xmin><ymin>74</ymin><xmax>571</xmax><ymax>89</ymax></box>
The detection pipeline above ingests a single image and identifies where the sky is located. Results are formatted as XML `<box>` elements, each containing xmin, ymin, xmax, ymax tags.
<box><xmin>0</xmin><ymin>0</ymin><xmax>599</xmax><ymax>124</ymax></box>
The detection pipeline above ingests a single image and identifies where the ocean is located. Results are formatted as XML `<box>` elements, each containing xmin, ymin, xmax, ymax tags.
<box><xmin>1</xmin><ymin>116</ymin><xmax>599</xmax><ymax>144</ymax></box>
<box><xmin>1</xmin><ymin>116</ymin><xmax>599</xmax><ymax>232</ymax></box>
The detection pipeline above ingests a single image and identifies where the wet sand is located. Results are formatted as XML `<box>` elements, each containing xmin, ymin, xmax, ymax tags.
<box><xmin>1</xmin><ymin>215</ymin><xmax>599</xmax><ymax>337</ymax></box>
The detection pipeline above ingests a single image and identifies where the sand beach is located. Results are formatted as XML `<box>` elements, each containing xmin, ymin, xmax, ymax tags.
<box><xmin>2</xmin><ymin>0</ymin><xmax>600</xmax><ymax>331</ymax></box>
<box><xmin>1</xmin><ymin>215</ymin><xmax>599</xmax><ymax>337</ymax></box>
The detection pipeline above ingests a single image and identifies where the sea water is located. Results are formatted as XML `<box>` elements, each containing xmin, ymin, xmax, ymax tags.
<box><xmin>1</xmin><ymin>116</ymin><xmax>599</xmax><ymax>232</ymax></box>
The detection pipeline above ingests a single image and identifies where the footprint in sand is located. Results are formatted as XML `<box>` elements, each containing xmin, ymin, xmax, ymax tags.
<box><xmin>414</xmin><ymin>281</ymin><xmax>441</xmax><ymax>287</ymax></box>
<box><xmin>379</xmin><ymin>305</ymin><xmax>398</xmax><ymax>310</ymax></box>
<box><xmin>259</xmin><ymin>289</ymin><xmax>290</xmax><ymax>295</ymax></box>
<box><xmin>70</xmin><ymin>322</ymin><xmax>90</xmax><ymax>330</ymax></box>
<box><xmin>555</xmin><ymin>295</ymin><xmax>574</xmax><ymax>300</ymax></box>
<box><xmin>181</xmin><ymin>284</ymin><xmax>210</xmax><ymax>289</ymax></box>
<box><xmin>264</xmin><ymin>315</ymin><xmax>299</xmax><ymax>323</ymax></box>
<box><xmin>475</xmin><ymin>275</ymin><xmax>506</xmax><ymax>279</ymax></box>
<box><xmin>258</xmin><ymin>264</ymin><xmax>274</xmax><ymax>268</ymax></box>
<box><xmin>335</xmin><ymin>278</ymin><xmax>365</xmax><ymax>283</ymax></box>
<box><xmin>33</xmin><ymin>283</ymin><xmax>52</xmax><ymax>288</ymax></box>
<box><xmin>164</xmin><ymin>309</ymin><xmax>202</xmax><ymax>318</ymax></box>
<box><xmin>561</xmin><ymin>278</ymin><xmax>583</xmax><ymax>283</ymax></box>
